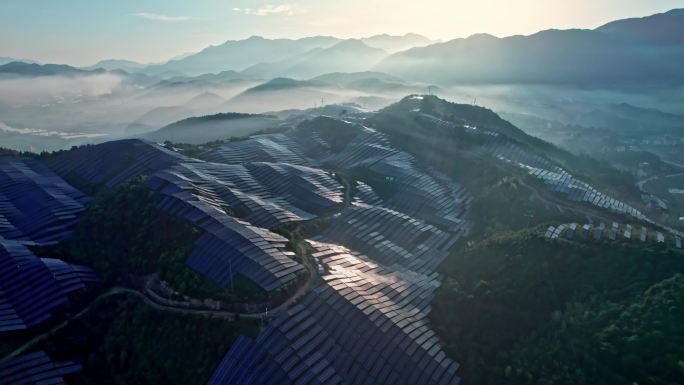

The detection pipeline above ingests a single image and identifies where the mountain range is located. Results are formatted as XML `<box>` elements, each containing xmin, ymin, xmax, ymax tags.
<box><xmin>376</xmin><ymin>9</ymin><xmax>684</xmax><ymax>87</ymax></box>
<box><xmin>140</xmin><ymin>33</ymin><xmax>435</xmax><ymax>77</ymax></box>
<box><xmin>4</xmin><ymin>10</ymin><xmax>683</xmax><ymax>88</ymax></box>
<box><xmin>0</xmin><ymin>61</ymin><xmax>95</xmax><ymax>77</ymax></box>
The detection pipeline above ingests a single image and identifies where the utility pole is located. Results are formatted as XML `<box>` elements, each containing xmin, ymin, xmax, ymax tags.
<box><xmin>229</xmin><ymin>259</ymin><xmax>234</xmax><ymax>294</ymax></box>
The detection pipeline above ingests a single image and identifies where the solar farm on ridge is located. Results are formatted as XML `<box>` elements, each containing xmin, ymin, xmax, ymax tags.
<box><xmin>1</xmin><ymin>95</ymin><xmax>682</xmax><ymax>385</ymax></box>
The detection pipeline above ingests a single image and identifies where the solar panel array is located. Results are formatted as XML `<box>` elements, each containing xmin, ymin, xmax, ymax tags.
<box><xmin>546</xmin><ymin>222</ymin><xmax>683</xmax><ymax>248</ymax></box>
<box><xmin>469</xmin><ymin>124</ymin><xmax>649</xmax><ymax>221</ymax></box>
<box><xmin>0</xmin><ymin>237</ymin><xmax>97</xmax><ymax>331</ymax></box>
<box><xmin>321</xmin><ymin>205</ymin><xmax>462</xmax><ymax>273</ymax></box>
<box><xmin>419</xmin><ymin>113</ymin><xmax>653</xmax><ymax>224</ymax></box>
<box><xmin>324</xmin><ymin>127</ymin><xmax>399</xmax><ymax>170</ymax></box>
<box><xmin>42</xmin><ymin>139</ymin><xmax>343</xmax><ymax>293</ymax></box>
<box><xmin>0</xmin><ymin>351</ymin><xmax>81</xmax><ymax>385</ymax></box>
<box><xmin>319</xmin><ymin>125</ymin><xmax>468</xmax><ymax>230</ymax></box>
<box><xmin>144</xmin><ymin>160</ymin><xmax>343</xmax><ymax>292</ymax></box>
<box><xmin>365</xmin><ymin>154</ymin><xmax>470</xmax><ymax>231</ymax></box>
<box><xmin>6</xmin><ymin>119</ymin><xmax>470</xmax><ymax>383</ymax></box>
<box><xmin>154</xmin><ymin>192</ymin><xmax>304</xmax><ymax>292</ymax></box>
<box><xmin>206</xmin><ymin>123</ymin><xmax>469</xmax><ymax>231</ymax></box>
<box><xmin>0</xmin><ymin>158</ymin><xmax>89</xmax><ymax>245</ymax></box>
<box><xmin>146</xmin><ymin>161</ymin><xmax>343</xmax><ymax>229</ymax></box>
<box><xmin>247</xmin><ymin>162</ymin><xmax>343</xmax><ymax>215</ymax></box>
<box><xmin>45</xmin><ymin>139</ymin><xmax>186</xmax><ymax>188</ymax></box>
<box><xmin>207</xmin><ymin>117</ymin><xmax>471</xmax><ymax>385</ymax></box>
<box><xmin>204</xmin><ymin>135</ymin><xmax>310</xmax><ymax>166</ymax></box>
<box><xmin>209</xmin><ymin>241</ymin><xmax>461</xmax><ymax>385</ymax></box>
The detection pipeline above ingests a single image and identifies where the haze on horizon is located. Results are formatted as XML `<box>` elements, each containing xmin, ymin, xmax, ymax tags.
<box><xmin>0</xmin><ymin>0</ymin><xmax>681</xmax><ymax>66</ymax></box>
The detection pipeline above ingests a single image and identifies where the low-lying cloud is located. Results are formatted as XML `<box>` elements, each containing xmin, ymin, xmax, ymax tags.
<box><xmin>233</xmin><ymin>4</ymin><xmax>297</xmax><ymax>16</ymax></box>
<box><xmin>0</xmin><ymin>73</ymin><xmax>123</xmax><ymax>105</ymax></box>
<box><xmin>132</xmin><ymin>12</ymin><xmax>193</xmax><ymax>22</ymax></box>
<box><xmin>0</xmin><ymin>122</ymin><xmax>108</xmax><ymax>139</ymax></box>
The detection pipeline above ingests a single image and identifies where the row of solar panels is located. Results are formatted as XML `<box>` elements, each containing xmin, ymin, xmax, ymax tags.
<box><xmin>545</xmin><ymin>222</ymin><xmax>683</xmax><ymax>248</ymax></box>
<box><xmin>479</xmin><ymin>135</ymin><xmax>649</xmax><ymax>221</ymax></box>
<box><xmin>480</xmin><ymin>136</ymin><xmax>557</xmax><ymax>172</ymax></box>
<box><xmin>366</xmin><ymin>153</ymin><xmax>470</xmax><ymax>231</ymax></box>
<box><xmin>204</xmin><ymin>135</ymin><xmax>311</xmax><ymax>166</ymax></box>
<box><xmin>0</xmin><ymin>237</ymin><xmax>97</xmax><ymax>332</ymax></box>
<box><xmin>154</xmin><ymin>192</ymin><xmax>304</xmax><ymax>292</ymax></box>
<box><xmin>526</xmin><ymin>166</ymin><xmax>646</xmax><ymax>219</ymax></box>
<box><xmin>146</xmin><ymin>161</ymin><xmax>343</xmax><ymax>229</ymax></box>
<box><xmin>321</xmin><ymin>205</ymin><xmax>460</xmax><ymax>274</ymax></box>
<box><xmin>353</xmin><ymin>182</ymin><xmax>383</xmax><ymax>206</ymax></box>
<box><xmin>0</xmin><ymin>158</ymin><xmax>89</xmax><ymax>245</ymax></box>
<box><xmin>209</xmin><ymin>241</ymin><xmax>461</xmax><ymax>385</ymax></box>
<box><xmin>0</xmin><ymin>351</ymin><xmax>81</xmax><ymax>385</ymax></box>
<box><xmin>44</xmin><ymin>139</ymin><xmax>187</xmax><ymax>188</ymax></box>
<box><xmin>203</xmin><ymin>125</ymin><xmax>394</xmax><ymax>172</ymax></box>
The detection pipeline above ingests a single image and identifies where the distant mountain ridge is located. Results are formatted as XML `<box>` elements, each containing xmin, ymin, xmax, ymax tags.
<box><xmin>361</xmin><ymin>33</ymin><xmax>437</xmax><ymax>52</ymax></box>
<box><xmin>143</xmin><ymin>36</ymin><xmax>341</xmax><ymax>77</ymax></box>
<box><xmin>376</xmin><ymin>8</ymin><xmax>684</xmax><ymax>87</ymax></box>
<box><xmin>4</xmin><ymin>9</ymin><xmax>682</xmax><ymax>87</ymax></box>
<box><xmin>138</xmin><ymin>34</ymin><xmax>432</xmax><ymax>77</ymax></box>
<box><xmin>85</xmin><ymin>59</ymin><xmax>147</xmax><ymax>72</ymax></box>
<box><xmin>0</xmin><ymin>56</ymin><xmax>38</xmax><ymax>65</ymax></box>
<box><xmin>241</xmin><ymin>39</ymin><xmax>388</xmax><ymax>79</ymax></box>
<box><xmin>597</xmin><ymin>8</ymin><xmax>684</xmax><ymax>45</ymax></box>
<box><xmin>0</xmin><ymin>61</ymin><xmax>95</xmax><ymax>77</ymax></box>
<box><xmin>143</xmin><ymin>112</ymin><xmax>279</xmax><ymax>144</ymax></box>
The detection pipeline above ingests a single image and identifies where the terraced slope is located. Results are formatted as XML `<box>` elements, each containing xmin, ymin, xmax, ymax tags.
<box><xmin>211</xmin><ymin>241</ymin><xmax>461</xmax><ymax>385</ymax></box>
<box><xmin>45</xmin><ymin>139</ymin><xmax>344</xmax><ymax>293</ymax></box>
<box><xmin>5</xmin><ymin>94</ymin><xmax>661</xmax><ymax>385</ymax></box>
<box><xmin>206</xmin><ymin>112</ymin><xmax>471</xmax><ymax>384</ymax></box>
<box><xmin>204</xmin><ymin>119</ymin><xmax>469</xmax><ymax>231</ymax></box>
<box><xmin>0</xmin><ymin>158</ymin><xmax>97</xmax><ymax>332</ymax></box>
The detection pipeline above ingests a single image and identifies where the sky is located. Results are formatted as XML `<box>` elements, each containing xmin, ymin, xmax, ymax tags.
<box><xmin>0</xmin><ymin>0</ymin><xmax>681</xmax><ymax>66</ymax></box>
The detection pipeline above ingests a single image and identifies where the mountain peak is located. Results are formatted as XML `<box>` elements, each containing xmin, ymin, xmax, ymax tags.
<box><xmin>466</xmin><ymin>33</ymin><xmax>498</xmax><ymax>41</ymax></box>
<box><xmin>330</xmin><ymin>39</ymin><xmax>383</xmax><ymax>52</ymax></box>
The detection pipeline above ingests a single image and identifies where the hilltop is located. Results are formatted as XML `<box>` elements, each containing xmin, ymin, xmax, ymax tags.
<box><xmin>143</xmin><ymin>112</ymin><xmax>280</xmax><ymax>144</ymax></box>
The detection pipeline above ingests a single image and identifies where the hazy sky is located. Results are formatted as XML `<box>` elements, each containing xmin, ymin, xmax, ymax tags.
<box><xmin>0</xmin><ymin>0</ymin><xmax>681</xmax><ymax>66</ymax></box>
